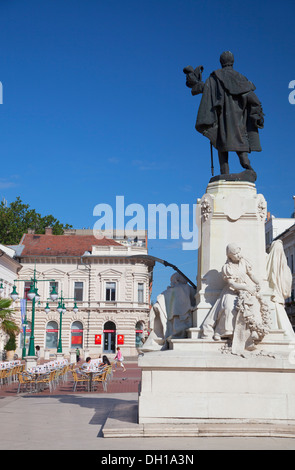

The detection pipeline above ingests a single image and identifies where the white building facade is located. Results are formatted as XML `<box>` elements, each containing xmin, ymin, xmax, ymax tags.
<box><xmin>0</xmin><ymin>244</ymin><xmax>22</xmax><ymax>352</ymax></box>
<box><xmin>12</xmin><ymin>229</ymin><xmax>154</xmax><ymax>359</ymax></box>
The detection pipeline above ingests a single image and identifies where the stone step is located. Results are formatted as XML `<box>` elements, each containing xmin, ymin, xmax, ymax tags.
<box><xmin>103</xmin><ymin>402</ymin><xmax>295</xmax><ymax>438</ymax></box>
<box><xmin>170</xmin><ymin>329</ymin><xmax>293</xmax><ymax>353</ymax></box>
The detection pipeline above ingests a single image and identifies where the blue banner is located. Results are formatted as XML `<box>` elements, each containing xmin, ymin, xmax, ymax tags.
<box><xmin>20</xmin><ymin>298</ymin><xmax>26</xmax><ymax>325</ymax></box>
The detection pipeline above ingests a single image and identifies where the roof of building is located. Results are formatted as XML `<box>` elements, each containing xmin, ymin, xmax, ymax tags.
<box><xmin>19</xmin><ymin>233</ymin><xmax>122</xmax><ymax>257</ymax></box>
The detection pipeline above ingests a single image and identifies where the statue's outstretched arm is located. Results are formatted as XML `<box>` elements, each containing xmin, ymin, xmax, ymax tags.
<box><xmin>183</xmin><ymin>65</ymin><xmax>205</xmax><ymax>95</ymax></box>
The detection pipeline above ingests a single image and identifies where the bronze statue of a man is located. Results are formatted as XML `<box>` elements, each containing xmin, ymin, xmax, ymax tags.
<box><xmin>184</xmin><ymin>51</ymin><xmax>264</xmax><ymax>181</ymax></box>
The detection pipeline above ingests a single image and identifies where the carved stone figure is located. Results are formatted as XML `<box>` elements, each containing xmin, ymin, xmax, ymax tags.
<box><xmin>141</xmin><ymin>273</ymin><xmax>196</xmax><ymax>351</ymax></box>
<box><xmin>184</xmin><ymin>51</ymin><xmax>264</xmax><ymax>181</ymax></box>
<box><xmin>201</xmin><ymin>243</ymin><xmax>271</xmax><ymax>354</ymax></box>
<box><xmin>266</xmin><ymin>240</ymin><xmax>295</xmax><ymax>339</ymax></box>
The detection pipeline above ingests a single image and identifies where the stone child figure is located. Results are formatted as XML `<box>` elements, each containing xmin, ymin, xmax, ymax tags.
<box><xmin>141</xmin><ymin>272</ymin><xmax>196</xmax><ymax>352</ymax></box>
<box><xmin>201</xmin><ymin>243</ymin><xmax>271</xmax><ymax>353</ymax></box>
<box><xmin>184</xmin><ymin>51</ymin><xmax>264</xmax><ymax>180</ymax></box>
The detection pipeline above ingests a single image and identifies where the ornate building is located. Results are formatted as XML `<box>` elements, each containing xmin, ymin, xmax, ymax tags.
<box><xmin>11</xmin><ymin>228</ymin><xmax>154</xmax><ymax>358</ymax></box>
<box><xmin>0</xmin><ymin>244</ymin><xmax>22</xmax><ymax>353</ymax></box>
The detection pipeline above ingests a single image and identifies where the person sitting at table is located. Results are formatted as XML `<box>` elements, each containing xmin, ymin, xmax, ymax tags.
<box><xmin>81</xmin><ymin>357</ymin><xmax>91</xmax><ymax>370</ymax></box>
<box><xmin>102</xmin><ymin>355</ymin><xmax>110</xmax><ymax>365</ymax></box>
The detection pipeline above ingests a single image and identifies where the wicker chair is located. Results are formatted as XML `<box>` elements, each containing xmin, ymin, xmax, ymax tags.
<box><xmin>17</xmin><ymin>372</ymin><xmax>35</xmax><ymax>393</ymax></box>
<box><xmin>92</xmin><ymin>367</ymin><xmax>108</xmax><ymax>392</ymax></box>
<box><xmin>35</xmin><ymin>371</ymin><xmax>55</xmax><ymax>392</ymax></box>
<box><xmin>72</xmin><ymin>370</ymin><xmax>89</xmax><ymax>392</ymax></box>
<box><xmin>2</xmin><ymin>368</ymin><xmax>14</xmax><ymax>386</ymax></box>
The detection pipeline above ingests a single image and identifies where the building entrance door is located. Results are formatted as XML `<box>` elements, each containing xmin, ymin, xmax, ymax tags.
<box><xmin>103</xmin><ymin>321</ymin><xmax>116</xmax><ymax>353</ymax></box>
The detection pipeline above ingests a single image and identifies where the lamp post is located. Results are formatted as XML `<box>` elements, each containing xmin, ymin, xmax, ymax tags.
<box><xmin>20</xmin><ymin>298</ymin><xmax>28</xmax><ymax>359</ymax></box>
<box><xmin>10</xmin><ymin>266</ymin><xmax>57</xmax><ymax>357</ymax></box>
<box><xmin>0</xmin><ymin>279</ymin><xmax>4</xmax><ymax>297</ymax></box>
<box><xmin>44</xmin><ymin>290</ymin><xmax>78</xmax><ymax>354</ymax></box>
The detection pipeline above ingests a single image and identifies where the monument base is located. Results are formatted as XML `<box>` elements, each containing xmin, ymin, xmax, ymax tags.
<box><xmin>103</xmin><ymin>402</ymin><xmax>295</xmax><ymax>438</ymax></box>
<box><xmin>138</xmin><ymin>349</ymin><xmax>295</xmax><ymax>429</ymax></box>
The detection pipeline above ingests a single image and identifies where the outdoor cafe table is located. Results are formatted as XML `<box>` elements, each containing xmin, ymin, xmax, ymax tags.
<box><xmin>81</xmin><ymin>366</ymin><xmax>106</xmax><ymax>391</ymax></box>
<box><xmin>26</xmin><ymin>360</ymin><xmax>68</xmax><ymax>392</ymax></box>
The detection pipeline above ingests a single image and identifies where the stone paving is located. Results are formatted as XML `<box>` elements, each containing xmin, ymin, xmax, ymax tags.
<box><xmin>0</xmin><ymin>359</ymin><xmax>295</xmax><ymax>451</ymax></box>
<box><xmin>0</xmin><ymin>360</ymin><xmax>141</xmax><ymax>396</ymax></box>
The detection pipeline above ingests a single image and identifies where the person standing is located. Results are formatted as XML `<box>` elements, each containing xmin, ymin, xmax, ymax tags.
<box><xmin>114</xmin><ymin>347</ymin><xmax>126</xmax><ymax>372</ymax></box>
<box><xmin>35</xmin><ymin>345</ymin><xmax>40</xmax><ymax>362</ymax></box>
<box><xmin>75</xmin><ymin>348</ymin><xmax>80</xmax><ymax>363</ymax></box>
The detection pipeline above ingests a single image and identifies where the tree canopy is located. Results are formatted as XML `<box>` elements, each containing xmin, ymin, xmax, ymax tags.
<box><xmin>0</xmin><ymin>197</ymin><xmax>73</xmax><ymax>245</ymax></box>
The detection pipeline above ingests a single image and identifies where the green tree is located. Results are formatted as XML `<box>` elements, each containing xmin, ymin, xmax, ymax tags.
<box><xmin>0</xmin><ymin>298</ymin><xmax>20</xmax><ymax>350</ymax></box>
<box><xmin>0</xmin><ymin>197</ymin><xmax>73</xmax><ymax>245</ymax></box>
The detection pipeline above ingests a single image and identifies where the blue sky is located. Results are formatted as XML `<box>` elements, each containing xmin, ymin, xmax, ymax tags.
<box><xmin>0</xmin><ymin>0</ymin><xmax>294</xmax><ymax>299</ymax></box>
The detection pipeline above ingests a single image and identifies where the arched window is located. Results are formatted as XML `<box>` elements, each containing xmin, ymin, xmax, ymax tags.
<box><xmin>46</xmin><ymin>321</ymin><xmax>58</xmax><ymax>349</ymax></box>
<box><xmin>71</xmin><ymin>321</ymin><xmax>83</xmax><ymax>348</ymax></box>
<box><xmin>103</xmin><ymin>321</ymin><xmax>116</xmax><ymax>353</ymax></box>
<box><xmin>135</xmin><ymin>321</ymin><xmax>144</xmax><ymax>348</ymax></box>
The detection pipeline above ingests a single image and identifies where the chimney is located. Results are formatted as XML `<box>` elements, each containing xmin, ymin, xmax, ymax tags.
<box><xmin>45</xmin><ymin>227</ymin><xmax>53</xmax><ymax>235</ymax></box>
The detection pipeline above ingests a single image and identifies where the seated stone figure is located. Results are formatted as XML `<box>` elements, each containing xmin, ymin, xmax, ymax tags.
<box><xmin>201</xmin><ymin>243</ymin><xmax>271</xmax><ymax>354</ymax></box>
<box><xmin>142</xmin><ymin>272</ymin><xmax>196</xmax><ymax>352</ymax></box>
<box><xmin>266</xmin><ymin>240</ymin><xmax>295</xmax><ymax>340</ymax></box>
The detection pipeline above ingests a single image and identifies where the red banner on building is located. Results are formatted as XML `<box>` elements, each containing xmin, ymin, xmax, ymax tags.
<box><xmin>117</xmin><ymin>334</ymin><xmax>124</xmax><ymax>345</ymax></box>
<box><xmin>71</xmin><ymin>336</ymin><xmax>83</xmax><ymax>345</ymax></box>
<box><xmin>95</xmin><ymin>334</ymin><xmax>102</xmax><ymax>345</ymax></box>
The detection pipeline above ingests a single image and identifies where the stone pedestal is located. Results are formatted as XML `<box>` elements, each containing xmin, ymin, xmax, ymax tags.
<box><xmin>137</xmin><ymin>181</ymin><xmax>295</xmax><ymax>434</ymax></box>
<box><xmin>194</xmin><ymin>180</ymin><xmax>267</xmax><ymax>328</ymax></box>
<box><xmin>44</xmin><ymin>348</ymin><xmax>50</xmax><ymax>360</ymax></box>
<box><xmin>25</xmin><ymin>356</ymin><xmax>37</xmax><ymax>371</ymax></box>
<box><xmin>138</xmin><ymin>349</ymin><xmax>295</xmax><ymax>428</ymax></box>
<box><xmin>56</xmin><ymin>352</ymin><xmax>64</xmax><ymax>361</ymax></box>
<box><xmin>69</xmin><ymin>349</ymin><xmax>77</xmax><ymax>364</ymax></box>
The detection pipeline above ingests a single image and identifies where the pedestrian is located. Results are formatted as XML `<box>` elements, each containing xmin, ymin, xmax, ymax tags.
<box><xmin>35</xmin><ymin>345</ymin><xmax>40</xmax><ymax>362</ymax></box>
<box><xmin>75</xmin><ymin>348</ymin><xmax>80</xmax><ymax>363</ymax></box>
<box><xmin>114</xmin><ymin>347</ymin><xmax>126</xmax><ymax>372</ymax></box>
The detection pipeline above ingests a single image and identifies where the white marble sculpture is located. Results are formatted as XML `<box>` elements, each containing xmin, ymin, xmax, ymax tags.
<box><xmin>201</xmin><ymin>243</ymin><xmax>272</xmax><ymax>354</ymax></box>
<box><xmin>266</xmin><ymin>240</ymin><xmax>295</xmax><ymax>340</ymax></box>
<box><xmin>142</xmin><ymin>272</ymin><xmax>196</xmax><ymax>351</ymax></box>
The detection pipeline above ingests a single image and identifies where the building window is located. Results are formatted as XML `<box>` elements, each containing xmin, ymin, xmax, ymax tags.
<box><xmin>74</xmin><ymin>282</ymin><xmax>83</xmax><ymax>302</ymax></box>
<box><xmin>71</xmin><ymin>321</ymin><xmax>83</xmax><ymax>348</ymax></box>
<box><xmin>138</xmin><ymin>283</ymin><xmax>144</xmax><ymax>303</ymax></box>
<box><xmin>46</xmin><ymin>321</ymin><xmax>58</xmax><ymax>349</ymax></box>
<box><xmin>49</xmin><ymin>281</ymin><xmax>59</xmax><ymax>297</ymax></box>
<box><xmin>23</xmin><ymin>281</ymin><xmax>31</xmax><ymax>300</ymax></box>
<box><xmin>135</xmin><ymin>321</ymin><xmax>144</xmax><ymax>348</ymax></box>
<box><xmin>106</xmin><ymin>282</ymin><xmax>116</xmax><ymax>301</ymax></box>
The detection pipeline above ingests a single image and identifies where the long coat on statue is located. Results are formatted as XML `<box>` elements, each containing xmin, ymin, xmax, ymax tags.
<box><xmin>195</xmin><ymin>67</ymin><xmax>264</xmax><ymax>153</ymax></box>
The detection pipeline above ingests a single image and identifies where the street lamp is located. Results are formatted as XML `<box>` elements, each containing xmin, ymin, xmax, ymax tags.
<box><xmin>10</xmin><ymin>266</ymin><xmax>56</xmax><ymax>357</ymax></box>
<box><xmin>21</xmin><ymin>305</ymin><xmax>28</xmax><ymax>360</ymax></box>
<box><xmin>44</xmin><ymin>302</ymin><xmax>51</xmax><ymax>314</ymax></box>
<box><xmin>0</xmin><ymin>280</ymin><xmax>4</xmax><ymax>297</ymax></box>
<box><xmin>27</xmin><ymin>285</ymin><xmax>36</xmax><ymax>301</ymax></box>
<box><xmin>50</xmin><ymin>285</ymin><xmax>58</xmax><ymax>301</ymax></box>
<box><xmin>34</xmin><ymin>288</ymin><xmax>40</xmax><ymax>302</ymax></box>
<box><xmin>10</xmin><ymin>285</ymin><xmax>19</xmax><ymax>301</ymax></box>
<box><xmin>44</xmin><ymin>290</ymin><xmax>78</xmax><ymax>354</ymax></box>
